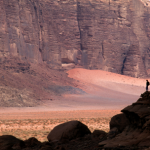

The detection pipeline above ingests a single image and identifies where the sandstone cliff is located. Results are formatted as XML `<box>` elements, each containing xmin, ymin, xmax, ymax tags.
<box><xmin>1</xmin><ymin>0</ymin><xmax>150</xmax><ymax>77</ymax></box>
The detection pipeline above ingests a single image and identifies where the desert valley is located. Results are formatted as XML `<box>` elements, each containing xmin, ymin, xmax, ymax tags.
<box><xmin>1</xmin><ymin>0</ymin><xmax>150</xmax><ymax>149</ymax></box>
<box><xmin>0</xmin><ymin>66</ymin><xmax>147</xmax><ymax>149</ymax></box>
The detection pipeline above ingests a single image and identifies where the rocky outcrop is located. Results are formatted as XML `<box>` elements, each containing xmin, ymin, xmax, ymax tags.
<box><xmin>110</xmin><ymin>113</ymin><xmax>130</xmax><ymax>133</ymax></box>
<box><xmin>99</xmin><ymin>91</ymin><xmax>150</xmax><ymax>148</ymax></box>
<box><xmin>0</xmin><ymin>0</ymin><xmax>150</xmax><ymax>77</ymax></box>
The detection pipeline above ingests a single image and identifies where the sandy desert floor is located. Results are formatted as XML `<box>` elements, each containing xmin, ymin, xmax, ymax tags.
<box><xmin>0</xmin><ymin>68</ymin><xmax>147</xmax><ymax>142</ymax></box>
<box><xmin>0</xmin><ymin>109</ymin><xmax>120</xmax><ymax>142</ymax></box>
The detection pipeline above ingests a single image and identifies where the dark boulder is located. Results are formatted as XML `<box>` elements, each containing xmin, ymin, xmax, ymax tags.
<box><xmin>92</xmin><ymin>130</ymin><xmax>107</xmax><ymax>139</ymax></box>
<box><xmin>47</xmin><ymin>120</ymin><xmax>91</xmax><ymax>142</ymax></box>
<box><xmin>0</xmin><ymin>135</ymin><xmax>25</xmax><ymax>150</ymax></box>
<box><xmin>107</xmin><ymin>127</ymin><xmax>119</xmax><ymax>139</ymax></box>
<box><xmin>110</xmin><ymin>113</ymin><xmax>130</xmax><ymax>133</ymax></box>
<box><xmin>24</xmin><ymin>137</ymin><xmax>41</xmax><ymax>148</ymax></box>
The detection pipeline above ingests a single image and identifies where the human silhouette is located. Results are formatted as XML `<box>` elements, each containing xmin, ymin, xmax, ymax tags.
<box><xmin>146</xmin><ymin>80</ymin><xmax>149</xmax><ymax>91</ymax></box>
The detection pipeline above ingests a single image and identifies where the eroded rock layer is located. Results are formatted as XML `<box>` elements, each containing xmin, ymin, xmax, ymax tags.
<box><xmin>0</xmin><ymin>0</ymin><xmax>150</xmax><ymax>77</ymax></box>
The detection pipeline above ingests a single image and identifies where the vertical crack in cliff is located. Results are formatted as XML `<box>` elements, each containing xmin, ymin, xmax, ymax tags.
<box><xmin>30</xmin><ymin>0</ymin><xmax>43</xmax><ymax>61</ymax></box>
<box><xmin>31</xmin><ymin>1</ymin><xmax>40</xmax><ymax>51</ymax></box>
<box><xmin>121</xmin><ymin>57</ymin><xmax>126</xmax><ymax>75</ymax></box>
<box><xmin>17</xmin><ymin>0</ymin><xmax>22</xmax><ymax>56</ymax></box>
<box><xmin>37</xmin><ymin>4</ymin><xmax>44</xmax><ymax>57</ymax></box>
<box><xmin>101</xmin><ymin>41</ymin><xmax>105</xmax><ymax>60</ymax></box>
<box><xmin>142</xmin><ymin>55</ymin><xmax>148</xmax><ymax>77</ymax></box>
<box><xmin>76</xmin><ymin>1</ymin><xmax>83</xmax><ymax>51</ymax></box>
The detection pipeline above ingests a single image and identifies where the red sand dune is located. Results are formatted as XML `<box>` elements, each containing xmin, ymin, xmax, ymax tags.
<box><xmin>67</xmin><ymin>68</ymin><xmax>146</xmax><ymax>87</ymax></box>
<box><xmin>67</xmin><ymin>68</ymin><xmax>146</xmax><ymax>95</ymax></box>
<box><xmin>62</xmin><ymin>68</ymin><xmax>147</xmax><ymax>111</ymax></box>
<box><xmin>0</xmin><ymin>68</ymin><xmax>147</xmax><ymax>119</ymax></box>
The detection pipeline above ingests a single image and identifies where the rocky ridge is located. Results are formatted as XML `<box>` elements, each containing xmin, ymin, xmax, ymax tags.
<box><xmin>99</xmin><ymin>91</ymin><xmax>150</xmax><ymax>148</ymax></box>
<box><xmin>1</xmin><ymin>0</ymin><xmax>150</xmax><ymax>77</ymax></box>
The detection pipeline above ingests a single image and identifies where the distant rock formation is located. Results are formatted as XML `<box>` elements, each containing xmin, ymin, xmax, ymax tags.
<box><xmin>1</xmin><ymin>0</ymin><xmax>150</xmax><ymax>77</ymax></box>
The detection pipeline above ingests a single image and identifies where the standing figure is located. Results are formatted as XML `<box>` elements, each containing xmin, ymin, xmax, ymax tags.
<box><xmin>146</xmin><ymin>80</ymin><xmax>149</xmax><ymax>91</ymax></box>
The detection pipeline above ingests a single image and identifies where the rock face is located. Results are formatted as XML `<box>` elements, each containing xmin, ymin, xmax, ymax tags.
<box><xmin>47</xmin><ymin>120</ymin><xmax>91</xmax><ymax>142</ymax></box>
<box><xmin>0</xmin><ymin>0</ymin><xmax>150</xmax><ymax>77</ymax></box>
<box><xmin>110</xmin><ymin>113</ymin><xmax>130</xmax><ymax>133</ymax></box>
<box><xmin>99</xmin><ymin>91</ymin><xmax>150</xmax><ymax>148</ymax></box>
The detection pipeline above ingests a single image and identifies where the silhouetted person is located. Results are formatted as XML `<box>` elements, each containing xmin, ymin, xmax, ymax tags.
<box><xmin>146</xmin><ymin>80</ymin><xmax>149</xmax><ymax>91</ymax></box>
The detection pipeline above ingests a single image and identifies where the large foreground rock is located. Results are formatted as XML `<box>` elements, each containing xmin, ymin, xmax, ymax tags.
<box><xmin>110</xmin><ymin>113</ymin><xmax>130</xmax><ymax>133</ymax></box>
<box><xmin>0</xmin><ymin>135</ymin><xmax>25</xmax><ymax>150</ymax></box>
<box><xmin>99</xmin><ymin>91</ymin><xmax>150</xmax><ymax>148</ymax></box>
<box><xmin>47</xmin><ymin>120</ymin><xmax>91</xmax><ymax>142</ymax></box>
